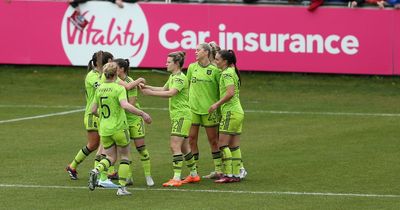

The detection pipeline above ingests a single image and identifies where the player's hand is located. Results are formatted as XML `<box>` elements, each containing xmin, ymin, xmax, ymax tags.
<box><xmin>136</xmin><ymin>77</ymin><xmax>146</xmax><ymax>84</ymax></box>
<box><xmin>208</xmin><ymin>104</ymin><xmax>218</xmax><ymax>113</ymax></box>
<box><xmin>141</xmin><ymin>112</ymin><xmax>152</xmax><ymax>124</ymax></box>
<box><xmin>138</xmin><ymin>83</ymin><xmax>146</xmax><ymax>89</ymax></box>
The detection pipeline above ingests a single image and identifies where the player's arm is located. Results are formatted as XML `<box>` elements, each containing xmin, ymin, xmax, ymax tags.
<box><xmin>140</xmin><ymin>84</ymin><xmax>167</xmax><ymax>91</ymax></box>
<box><xmin>120</xmin><ymin>99</ymin><xmax>152</xmax><ymax>124</ymax></box>
<box><xmin>118</xmin><ymin>77</ymin><xmax>146</xmax><ymax>90</ymax></box>
<box><xmin>128</xmin><ymin>96</ymin><xmax>136</xmax><ymax>107</ymax></box>
<box><xmin>91</xmin><ymin>102</ymin><xmax>99</xmax><ymax>117</ymax></box>
<box><xmin>141</xmin><ymin>88</ymin><xmax>178</xmax><ymax>98</ymax></box>
<box><xmin>208</xmin><ymin>85</ymin><xmax>234</xmax><ymax>113</ymax></box>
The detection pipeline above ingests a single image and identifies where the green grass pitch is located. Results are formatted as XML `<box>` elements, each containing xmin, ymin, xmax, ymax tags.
<box><xmin>0</xmin><ymin>65</ymin><xmax>400</xmax><ymax>209</ymax></box>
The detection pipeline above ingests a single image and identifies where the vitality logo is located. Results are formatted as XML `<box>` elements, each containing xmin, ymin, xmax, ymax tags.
<box><xmin>61</xmin><ymin>2</ymin><xmax>149</xmax><ymax>67</ymax></box>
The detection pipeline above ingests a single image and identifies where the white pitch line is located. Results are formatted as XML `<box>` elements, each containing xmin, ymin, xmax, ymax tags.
<box><xmin>0</xmin><ymin>105</ymin><xmax>84</xmax><ymax>109</ymax></box>
<box><xmin>0</xmin><ymin>184</ymin><xmax>399</xmax><ymax>198</ymax></box>
<box><xmin>143</xmin><ymin>107</ymin><xmax>400</xmax><ymax>117</ymax></box>
<box><xmin>0</xmin><ymin>109</ymin><xmax>84</xmax><ymax>124</ymax></box>
<box><xmin>1</xmin><ymin>104</ymin><xmax>400</xmax><ymax>118</ymax></box>
<box><xmin>244</xmin><ymin>110</ymin><xmax>400</xmax><ymax>117</ymax></box>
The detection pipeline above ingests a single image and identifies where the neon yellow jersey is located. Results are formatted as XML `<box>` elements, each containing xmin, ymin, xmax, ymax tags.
<box><xmin>163</xmin><ymin>72</ymin><xmax>191</xmax><ymax>119</ymax></box>
<box><xmin>84</xmin><ymin>70</ymin><xmax>101</xmax><ymax>115</ymax></box>
<box><xmin>94</xmin><ymin>82</ymin><xmax>128</xmax><ymax>136</ymax></box>
<box><xmin>219</xmin><ymin>67</ymin><xmax>243</xmax><ymax>114</ymax></box>
<box><xmin>123</xmin><ymin>76</ymin><xmax>141</xmax><ymax>125</ymax></box>
<box><xmin>186</xmin><ymin>62</ymin><xmax>221</xmax><ymax>114</ymax></box>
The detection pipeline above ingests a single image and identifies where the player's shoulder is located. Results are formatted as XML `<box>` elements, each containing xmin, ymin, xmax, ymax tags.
<box><xmin>222</xmin><ymin>68</ymin><xmax>234</xmax><ymax>77</ymax></box>
<box><xmin>86</xmin><ymin>70</ymin><xmax>99</xmax><ymax>79</ymax></box>
<box><xmin>175</xmin><ymin>72</ymin><xmax>187</xmax><ymax>79</ymax></box>
<box><xmin>173</xmin><ymin>72</ymin><xmax>187</xmax><ymax>83</ymax></box>
<box><xmin>208</xmin><ymin>63</ymin><xmax>219</xmax><ymax>70</ymax></box>
<box><xmin>187</xmin><ymin>62</ymin><xmax>197</xmax><ymax>69</ymax></box>
<box><xmin>114</xmin><ymin>82</ymin><xmax>125</xmax><ymax>90</ymax></box>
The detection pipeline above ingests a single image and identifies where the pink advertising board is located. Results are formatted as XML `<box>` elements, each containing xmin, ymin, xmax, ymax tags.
<box><xmin>394</xmin><ymin>11</ymin><xmax>400</xmax><ymax>75</ymax></box>
<box><xmin>0</xmin><ymin>1</ymin><xmax>398</xmax><ymax>75</ymax></box>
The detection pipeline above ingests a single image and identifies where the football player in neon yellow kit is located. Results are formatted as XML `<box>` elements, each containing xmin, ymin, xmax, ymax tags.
<box><xmin>88</xmin><ymin>62</ymin><xmax>152</xmax><ymax>195</ymax></box>
<box><xmin>209</xmin><ymin>50</ymin><xmax>246</xmax><ymax>183</ymax></box>
<box><xmin>96</xmin><ymin>61</ymin><xmax>146</xmax><ymax>185</ymax></box>
<box><xmin>66</xmin><ymin>51</ymin><xmax>115</xmax><ymax>180</ymax></box>
<box><xmin>140</xmin><ymin>51</ymin><xmax>199</xmax><ymax>187</ymax></box>
<box><xmin>115</xmin><ymin>58</ymin><xmax>154</xmax><ymax>186</ymax></box>
<box><xmin>186</xmin><ymin>43</ymin><xmax>223</xmax><ymax>179</ymax></box>
<box><xmin>66</xmin><ymin>51</ymin><xmax>144</xmax><ymax>185</ymax></box>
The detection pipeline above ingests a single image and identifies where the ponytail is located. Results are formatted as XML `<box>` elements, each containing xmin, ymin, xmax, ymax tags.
<box><xmin>168</xmin><ymin>51</ymin><xmax>186</xmax><ymax>68</ymax></box>
<box><xmin>209</xmin><ymin>41</ymin><xmax>221</xmax><ymax>61</ymax></box>
<box><xmin>87</xmin><ymin>51</ymin><xmax>114</xmax><ymax>73</ymax></box>
<box><xmin>229</xmin><ymin>50</ymin><xmax>241</xmax><ymax>86</ymax></box>
<box><xmin>87</xmin><ymin>58</ymin><xmax>94</xmax><ymax>71</ymax></box>
<box><xmin>96</xmin><ymin>51</ymin><xmax>104</xmax><ymax>72</ymax></box>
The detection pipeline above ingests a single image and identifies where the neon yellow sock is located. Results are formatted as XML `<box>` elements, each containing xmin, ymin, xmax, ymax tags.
<box><xmin>95</xmin><ymin>158</ymin><xmax>111</xmax><ymax>173</ymax></box>
<box><xmin>70</xmin><ymin>146</ymin><xmax>91</xmax><ymax>169</ymax></box>
<box><xmin>212</xmin><ymin>151</ymin><xmax>222</xmax><ymax>173</ymax></box>
<box><xmin>220</xmin><ymin>146</ymin><xmax>232</xmax><ymax>175</ymax></box>
<box><xmin>238</xmin><ymin>148</ymin><xmax>245</xmax><ymax>168</ymax></box>
<box><xmin>230</xmin><ymin>146</ymin><xmax>242</xmax><ymax>177</ymax></box>
<box><xmin>118</xmin><ymin>159</ymin><xmax>131</xmax><ymax>187</ymax></box>
<box><xmin>172</xmin><ymin>154</ymin><xmax>183</xmax><ymax>180</ymax></box>
<box><xmin>94</xmin><ymin>154</ymin><xmax>106</xmax><ymax>168</ymax></box>
<box><xmin>184</xmin><ymin>152</ymin><xmax>197</xmax><ymax>176</ymax></box>
<box><xmin>137</xmin><ymin>145</ymin><xmax>151</xmax><ymax>177</ymax></box>
<box><xmin>127</xmin><ymin>161</ymin><xmax>133</xmax><ymax>180</ymax></box>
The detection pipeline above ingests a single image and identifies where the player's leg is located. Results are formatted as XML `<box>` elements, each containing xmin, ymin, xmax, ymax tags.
<box><xmin>181</xmin><ymin>138</ymin><xmax>201</xmax><ymax>184</ymax></box>
<box><xmin>66</xmin><ymin>114</ymin><xmax>100</xmax><ymax>180</ymax></box>
<box><xmin>96</xmin><ymin>144</ymin><xmax>119</xmax><ymax>188</ymax></box>
<box><xmin>67</xmin><ymin>130</ymin><xmax>99</xmax><ymax>180</ymax></box>
<box><xmin>180</xmin><ymin>117</ymin><xmax>200</xmax><ymax>184</ymax></box>
<box><xmin>115</xmin><ymin>129</ymin><xmax>133</xmax><ymax>196</ymax></box>
<box><xmin>228</xmin><ymin>112</ymin><xmax>245</xmax><ymax>180</ymax></box>
<box><xmin>188</xmin><ymin>112</ymin><xmax>201</xmax><ymax>163</ymax></box>
<box><xmin>89</xmin><ymin>135</ymin><xmax>116</xmax><ymax>191</ymax></box>
<box><xmin>215</xmin><ymin>133</ymin><xmax>233</xmax><ymax>183</ymax></box>
<box><xmin>163</xmin><ymin>135</ymin><xmax>184</xmax><ymax>187</ymax></box>
<box><xmin>230</xmin><ymin>137</ymin><xmax>242</xmax><ymax>182</ymax></box>
<box><xmin>130</xmin><ymin>118</ymin><xmax>153</xmax><ymax>186</ymax></box>
<box><xmin>202</xmin><ymin>111</ymin><xmax>223</xmax><ymax>179</ymax></box>
<box><xmin>134</xmin><ymin>139</ymin><xmax>154</xmax><ymax>186</ymax></box>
